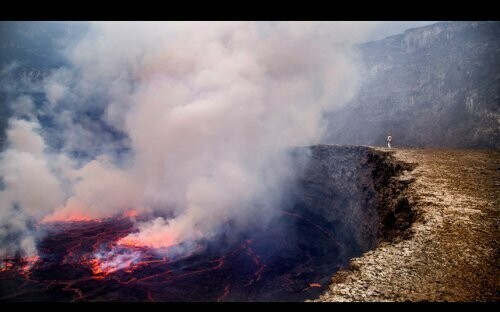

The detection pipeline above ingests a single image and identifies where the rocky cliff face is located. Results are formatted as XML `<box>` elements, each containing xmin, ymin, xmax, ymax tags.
<box><xmin>317</xmin><ymin>148</ymin><xmax>499</xmax><ymax>302</ymax></box>
<box><xmin>289</xmin><ymin>145</ymin><xmax>414</xmax><ymax>262</ymax></box>
<box><xmin>325</xmin><ymin>21</ymin><xmax>500</xmax><ymax>149</ymax></box>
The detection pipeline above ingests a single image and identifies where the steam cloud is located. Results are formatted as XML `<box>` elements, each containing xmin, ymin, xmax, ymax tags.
<box><xmin>0</xmin><ymin>22</ymin><xmax>374</xmax><ymax>258</ymax></box>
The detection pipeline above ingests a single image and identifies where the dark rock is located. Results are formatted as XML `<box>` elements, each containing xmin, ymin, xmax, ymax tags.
<box><xmin>290</xmin><ymin>145</ymin><xmax>415</xmax><ymax>258</ymax></box>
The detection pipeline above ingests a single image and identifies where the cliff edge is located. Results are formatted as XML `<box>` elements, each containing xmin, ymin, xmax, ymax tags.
<box><xmin>316</xmin><ymin>148</ymin><xmax>499</xmax><ymax>302</ymax></box>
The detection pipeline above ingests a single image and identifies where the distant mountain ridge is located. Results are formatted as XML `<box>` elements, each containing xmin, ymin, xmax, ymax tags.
<box><xmin>325</xmin><ymin>21</ymin><xmax>500</xmax><ymax>149</ymax></box>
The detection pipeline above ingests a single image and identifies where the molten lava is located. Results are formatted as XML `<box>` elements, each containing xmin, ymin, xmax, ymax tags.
<box><xmin>117</xmin><ymin>232</ymin><xmax>177</xmax><ymax>249</ymax></box>
<box><xmin>41</xmin><ymin>211</ymin><xmax>99</xmax><ymax>223</ymax></box>
<box><xmin>123</xmin><ymin>210</ymin><xmax>139</xmax><ymax>218</ymax></box>
<box><xmin>88</xmin><ymin>249</ymin><xmax>143</xmax><ymax>279</ymax></box>
<box><xmin>1</xmin><ymin>256</ymin><xmax>40</xmax><ymax>274</ymax></box>
<box><xmin>0</xmin><ymin>212</ymin><xmax>343</xmax><ymax>301</ymax></box>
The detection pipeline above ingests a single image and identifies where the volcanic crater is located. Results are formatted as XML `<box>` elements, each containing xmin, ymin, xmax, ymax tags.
<box><xmin>0</xmin><ymin>145</ymin><xmax>414</xmax><ymax>301</ymax></box>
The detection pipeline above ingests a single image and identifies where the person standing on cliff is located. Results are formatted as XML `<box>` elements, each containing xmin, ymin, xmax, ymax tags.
<box><xmin>387</xmin><ymin>133</ymin><xmax>393</xmax><ymax>148</ymax></box>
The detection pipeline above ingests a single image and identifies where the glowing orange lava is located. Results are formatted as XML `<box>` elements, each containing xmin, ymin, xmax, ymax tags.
<box><xmin>0</xmin><ymin>261</ymin><xmax>14</xmax><ymax>272</ymax></box>
<box><xmin>1</xmin><ymin>256</ymin><xmax>40</xmax><ymax>274</ymax></box>
<box><xmin>41</xmin><ymin>212</ymin><xmax>100</xmax><ymax>223</ymax></box>
<box><xmin>117</xmin><ymin>234</ymin><xmax>177</xmax><ymax>249</ymax></box>
<box><xmin>123</xmin><ymin>210</ymin><xmax>138</xmax><ymax>218</ymax></box>
<box><xmin>88</xmin><ymin>258</ymin><xmax>111</xmax><ymax>279</ymax></box>
<box><xmin>88</xmin><ymin>251</ymin><xmax>143</xmax><ymax>280</ymax></box>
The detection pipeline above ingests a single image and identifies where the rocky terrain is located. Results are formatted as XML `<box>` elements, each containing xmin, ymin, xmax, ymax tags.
<box><xmin>290</xmin><ymin>145</ymin><xmax>414</xmax><ymax>259</ymax></box>
<box><xmin>316</xmin><ymin>148</ymin><xmax>499</xmax><ymax>302</ymax></box>
<box><xmin>326</xmin><ymin>21</ymin><xmax>500</xmax><ymax>149</ymax></box>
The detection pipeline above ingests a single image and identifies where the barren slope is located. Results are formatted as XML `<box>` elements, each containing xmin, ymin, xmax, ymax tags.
<box><xmin>317</xmin><ymin>148</ymin><xmax>499</xmax><ymax>302</ymax></box>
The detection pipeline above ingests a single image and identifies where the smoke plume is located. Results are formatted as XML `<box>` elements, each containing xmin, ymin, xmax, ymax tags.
<box><xmin>0</xmin><ymin>22</ymin><xmax>374</xmax><ymax>258</ymax></box>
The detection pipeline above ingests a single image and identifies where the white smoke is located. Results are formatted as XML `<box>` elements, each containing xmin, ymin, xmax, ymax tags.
<box><xmin>0</xmin><ymin>21</ymin><xmax>376</xmax><ymax>257</ymax></box>
<box><xmin>0</xmin><ymin>120</ymin><xmax>64</xmax><ymax>258</ymax></box>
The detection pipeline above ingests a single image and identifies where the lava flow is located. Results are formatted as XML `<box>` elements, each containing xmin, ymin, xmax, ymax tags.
<box><xmin>0</xmin><ymin>256</ymin><xmax>40</xmax><ymax>275</ymax></box>
<box><xmin>87</xmin><ymin>247</ymin><xmax>145</xmax><ymax>280</ymax></box>
<box><xmin>41</xmin><ymin>211</ymin><xmax>100</xmax><ymax>223</ymax></box>
<box><xmin>0</xmin><ymin>210</ymin><xmax>348</xmax><ymax>302</ymax></box>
